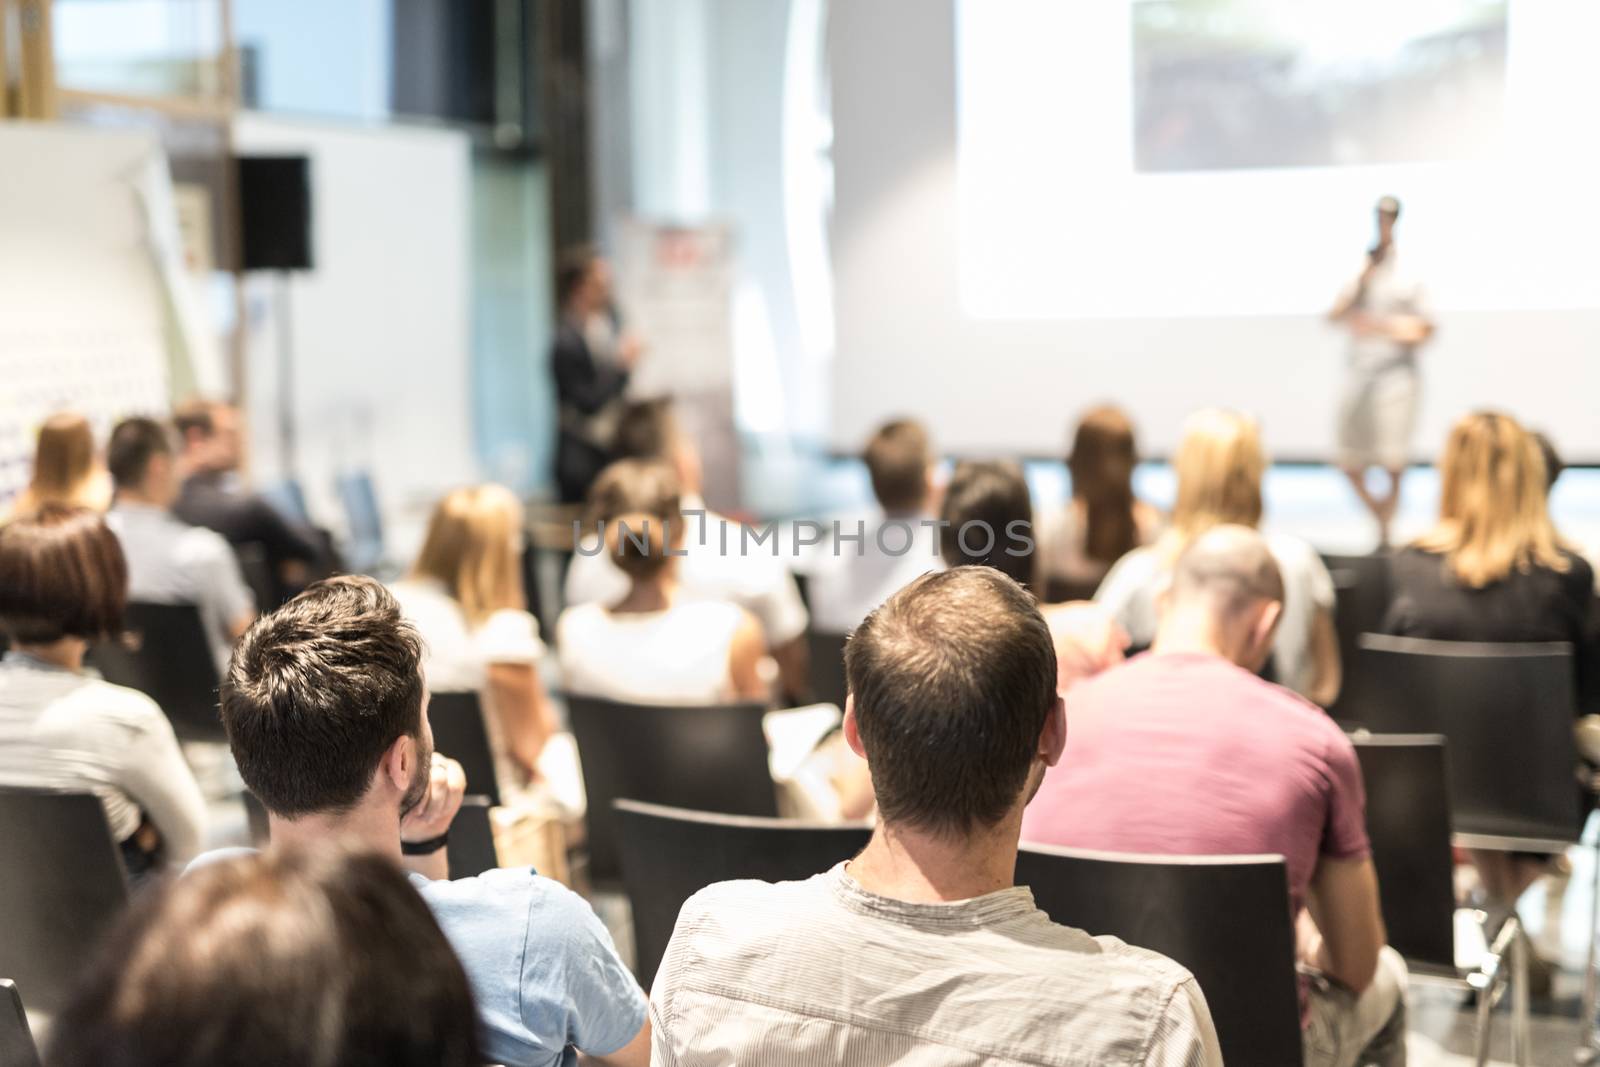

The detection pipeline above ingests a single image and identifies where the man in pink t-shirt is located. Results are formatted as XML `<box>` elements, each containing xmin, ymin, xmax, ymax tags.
<box><xmin>1023</xmin><ymin>525</ymin><xmax>1407</xmax><ymax>1067</ymax></box>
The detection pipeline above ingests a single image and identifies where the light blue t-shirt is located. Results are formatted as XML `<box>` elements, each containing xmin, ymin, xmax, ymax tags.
<box><xmin>189</xmin><ymin>850</ymin><xmax>646</xmax><ymax>1066</ymax></box>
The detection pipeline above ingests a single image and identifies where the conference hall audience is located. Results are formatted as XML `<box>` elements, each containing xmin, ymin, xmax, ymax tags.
<box><xmin>0</xmin><ymin>506</ymin><xmax>206</xmax><ymax>875</ymax></box>
<box><xmin>564</xmin><ymin>398</ymin><xmax>810</xmax><ymax>699</ymax></box>
<box><xmin>806</xmin><ymin>417</ymin><xmax>941</xmax><ymax>634</ymax></box>
<box><xmin>201</xmin><ymin>575</ymin><xmax>650</xmax><ymax>1067</ymax></box>
<box><xmin>559</xmin><ymin>458</ymin><xmax>768</xmax><ymax>705</ymax></box>
<box><xmin>393</xmin><ymin>484</ymin><xmax>564</xmax><ymax>809</ymax></box>
<box><xmin>1095</xmin><ymin>407</ymin><xmax>1341</xmax><ymax>705</ymax></box>
<box><xmin>105</xmin><ymin>416</ymin><xmax>256</xmax><ymax>676</ymax></box>
<box><xmin>171</xmin><ymin>399</ymin><xmax>323</xmax><ymax>601</ymax></box>
<box><xmin>47</xmin><ymin>847</ymin><xmax>483</xmax><ymax>1067</ymax></box>
<box><xmin>1024</xmin><ymin>525</ymin><xmax>1406</xmax><ymax>1067</ymax></box>
<box><xmin>7</xmin><ymin>411</ymin><xmax>113</xmax><ymax>518</ymax></box>
<box><xmin>1037</xmin><ymin>405</ymin><xmax>1164</xmax><ymax>602</ymax></box>
<box><xmin>651</xmin><ymin>566</ymin><xmax>1221</xmax><ymax>1065</ymax></box>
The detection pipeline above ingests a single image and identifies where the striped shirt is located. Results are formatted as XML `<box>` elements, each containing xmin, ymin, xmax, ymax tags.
<box><xmin>651</xmin><ymin>863</ymin><xmax>1222</xmax><ymax>1066</ymax></box>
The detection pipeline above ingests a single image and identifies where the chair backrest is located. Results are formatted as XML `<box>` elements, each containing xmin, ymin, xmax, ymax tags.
<box><xmin>1320</xmin><ymin>552</ymin><xmax>1392</xmax><ymax>718</ymax></box>
<box><xmin>1351</xmin><ymin>734</ymin><xmax>1457</xmax><ymax>973</ymax></box>
<box><xmin>0</xmin><ymin>790</ymin><xmax>129</xmax><ymax>1015</ymax></box>
<box><xmin>1017</xmin><ymin>844</ymin><xmax>1302</xmax><ymax>1066</ymax></box>
<box><xmin>1351</xmin><ymin>634</ymin><xmax>1579</xmax><ymax>848</ymax></box>
<box><xmin>566</xmin><ymin>694</ymin><xmax>778</xmax><ymax>883</ymax></box>
<box><xmin>335</xmin><ymin>470</ymin><xmax>385</xmax><ymax>573</ymax></box>
<box><xmin>446</xmin><ymin>796</ymin><xmax>500</xmax><ymax>880</ymax></box>
<box><xmin>427</xmin><ymin>692</ymin><xmax>501</xmax><ymax>807</ymax></box>
<box><xmin>805</xmin><ymin>630</ymin><xmax>849</xmax><ymax>709</ymax></box>
<box><xmin>87</xmin><ymin>602</ymin><xmax>224</xmax><ymax>742</ymax></box>
<box><xmin>615</xmin><ymin>799</ymin><xmax>872</xmax><ymax>988</ymax></box>
<box><xmin>233</xmin><ymin>540</ymin><xmax>280</xmax><ymax>611</ymax></box>
<box><xmin>0</xmin><ymin>980</ymin><xmax>41</xmax><ymax>1067</ymax></box>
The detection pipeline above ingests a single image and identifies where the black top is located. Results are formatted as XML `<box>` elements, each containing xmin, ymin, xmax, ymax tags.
<box><xmin>1384</xmin><ymin>545</ymin><xmax>1600</xmax><ymax>714</ymax></box>
<box><xmin>175</xmin><ymin>471</ymin><xmax>322</xmax><ymax>571</ymax></box>
<box><xmin>550</xmin><ymin>318</ymin><xmax>630</xmax><ymax>504</ymax></box>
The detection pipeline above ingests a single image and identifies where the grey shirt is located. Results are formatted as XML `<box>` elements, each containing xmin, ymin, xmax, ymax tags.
<box><xmin>651</xmin><ymin>863</ymin><xmax>1222</xmax><ymax>1067</ymax></box>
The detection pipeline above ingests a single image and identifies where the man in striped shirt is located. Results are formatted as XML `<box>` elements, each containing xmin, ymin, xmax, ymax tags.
<box><xmin>650</xmin><ymin>567</ymin><xmax>1222</xmax><ymax>1066</ymax></box>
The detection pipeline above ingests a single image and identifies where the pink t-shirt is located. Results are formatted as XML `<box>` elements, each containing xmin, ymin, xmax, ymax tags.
<box><xmin>1021</xmin><ymin>651</ymin><xmax>1369</xmax><ymax>919</ymax></box>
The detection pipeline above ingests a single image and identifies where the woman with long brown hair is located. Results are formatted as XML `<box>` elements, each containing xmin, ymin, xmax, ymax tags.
<box><xmin>1039</xmin><ymin>406</ymin><xmax>1162</xmax><ymax>601</ymax></box>
<box><xmin>8</xmin><ymin>412</ymin><xmax>113</xmax><ymax>518</ymax></box>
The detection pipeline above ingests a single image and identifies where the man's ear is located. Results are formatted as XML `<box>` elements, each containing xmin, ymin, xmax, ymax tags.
<box><xmin>1253</xmin><ymin>600</ymin><xmax>1284</xmax><ymax>661</ymax></box>
<box><xmin>843</xmin><ymin>695</ymin><xmax>867</xmax><ymax>760</ymax></box>
<box><xmin>1039</xmin><ymin>694</ymin><xmax>1068</xmax><ymax>768</ymax></box>
<box><xmin>379</xmin><ymin>733</ymin><xmax>415</xmax><ymax>797</ymax></box>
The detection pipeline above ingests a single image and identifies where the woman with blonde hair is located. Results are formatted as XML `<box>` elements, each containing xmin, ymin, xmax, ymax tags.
<box><xmin>557</xmin><ymin>458</ymin><xmax>767</xmax><ymax>704</ymax></box>
<box><xmin>1039</xmin><ymin>406</ymin><xmax>1163</xmax><ymax>601</ymax></box>
<box><xmin>9</xmin><ymin>412</ymin><xmax>113</xmax><ymax>517</ymax></box>
<box><xmin>392</xmin><ymin>484</ymin><xmax>558</xmax><ymax>805</ymax></box>
<box><xmin>1095</xmin><ymin>409</ymin><xmax>1341</xmax><ymax>705</ymax></box>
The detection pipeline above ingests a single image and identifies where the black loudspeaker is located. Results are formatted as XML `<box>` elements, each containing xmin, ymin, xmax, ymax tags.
<box><xmin>238</xmin><ymin>155</ymin><xmax>313</xmax><ymax>272</ymax></box>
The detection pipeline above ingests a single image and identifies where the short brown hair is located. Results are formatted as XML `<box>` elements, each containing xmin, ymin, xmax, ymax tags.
<box><xmin>863</xmin><ymin>419</ymin><xmax>931</xmax><ymax>514</ymax></box>
<box><xmin>0</xmin><ymin>505</ymin><xmax>127</xmax><ymax>644</ymax></box>
<box><xmin>220</xmin><ymin>576</ymin><xmax>424</xmax><ymax>818</ymax></box>
<box><xmin>587</xmin><ymin>459</ymin><xmax>683</xmax><ymax>584</ymax></box>
<box><xmin>27</xmin><ymin>411</ymin><xmax>97</xmax><ymax>504</ymax></box>
<box><xmin>556</xmin><ymin>244</ymin><xmax>600</xmax><ymax>308</ymax></box>
<box><xmin>845</xmin><ymin>567</ymin><xmax>1057</xmax><ymax>835</ymax></box>
<box><xmin>939</xmin><ymin>460</ymin><xmax>1035</xmax><ymax>588</ymax></box>
<box><xmin>107</xmin><ymin>416</ymin><xmax>175</xmax><ymax>490</ymax></box>
<box><xmin>171</xmin><ymin>398</ymin><xmax>223</xmax><ymax>441</ymax></box>
<box><xmin>614</xmin><ymin>397</ymin><xmax>679</xmax><ymax>463</ymax></box>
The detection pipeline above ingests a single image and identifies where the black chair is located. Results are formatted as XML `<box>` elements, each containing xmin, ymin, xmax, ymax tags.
<box><xmin>805</xmin><ymin>630</ymin><xmax>849</xmax><ymax>709</ymax></box>
<box><xmin>88</xmin><ymin>602</ymin><xmax>224</xmax><ymax>743</ymax></box>
<box><xmin>1320</xmin><ymin>553</ymin><xmax>1393</xmax><ymax>717</ymax></box>
<box><xmin>615</xmin><ymin>799</ymin><xmax>871</xmax><ymax>988</ymax></box>
<box><xmin>1017</xmin><ymin>845</ymin><xmax>1302</xmax><ymax>1066</ymax></box>
<box><xmin>233</xmin><ymin>540</ymin><xmax>279</xmax><ymax>612</ymax></box>
<box><xmin>428</xmin><ymin>691</ymin><xmax>501</xmax><ymax>808</ymax></box>
<box><xmin>1349</xmin><ymin>635</ymin><xmax>1580</xmax><ymax>848</ymax></box>
<box><xmin>0</xmin><ymin>790</ymin><xmax>129</xmax><ymax>1015</ymax></box>
<box><xmin>446</xmin><ymin>796</ymin><xmax>500</xmax><ymax>880</ymax></box>
<box><xmin>566</xmin><ymin>695</ymin><xmax>778</xmax><ymax>884</ymax></box>
<box><xmin>0</xmin><ymin>980</ymin><xmax>41</xmax><ymax>1067</ymax></box>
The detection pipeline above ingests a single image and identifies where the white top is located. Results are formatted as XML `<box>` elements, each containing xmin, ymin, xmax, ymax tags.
<box><xmin>1095</xmin><ymin>532</ymin><xmax>1336</xmax><ymax>699</ymax></box>
<box><xmin>107</xmin><ymin>502</ymin><xmax>256</xmax><ymax>676</ymax></box>
<box><xmin>557</xmin><ymin>600</ymin><xmax>747</xmax><ymax>705</ymax></box>
<box><xmin>563</xmin><ymin>495</ymin><xmax>809</xmax><ymax>646</ymax></box>
<box><xmin>1335</xmin><ymin>249</ymin><xmax>1431</xmax><ymax>373</ymax></box>
<box><xmin>0</xmin><ymin>652</ymin><xmax>206</xmax><ymax>861</ymax></box>
<box><xmin>804</xmin><ymin>512</ymin><xmax>943</xmax><ymax>633</ymax></box>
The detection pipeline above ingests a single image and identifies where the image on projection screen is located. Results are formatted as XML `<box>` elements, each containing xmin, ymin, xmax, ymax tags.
<box><xmin>1132</xmin><ymin>0</ymin><xmax>1507</xmax><ymax>173</ymax></box>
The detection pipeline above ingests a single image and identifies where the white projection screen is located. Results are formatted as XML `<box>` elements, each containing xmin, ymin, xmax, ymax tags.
<box><xmin>827</xmin><ymin>0</ymin><xmax>1600</xmax><ymax>461</ymax></box>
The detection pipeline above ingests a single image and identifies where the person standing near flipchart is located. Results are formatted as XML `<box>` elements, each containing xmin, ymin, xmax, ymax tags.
<box><xmin>550</xmin><ymin>246</ymin><xmax>645</xmax><ymax>505</ymax></box>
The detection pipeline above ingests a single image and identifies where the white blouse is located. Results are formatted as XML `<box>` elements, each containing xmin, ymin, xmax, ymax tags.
<box><xmin>557</xmin><ymin>600</ymin><xmax>747</xmax><ymax>706</ymax></box>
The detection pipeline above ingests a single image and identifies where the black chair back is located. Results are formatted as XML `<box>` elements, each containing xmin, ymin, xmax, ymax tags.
<box><xmin>805</xmin><ymin>631</ymin><xmax>849</xmax><ymax>709</ymax></box>
<box><xmin>1351</xmin><ymin>734</ymin><xmax>1456</xmax><ymax>974</ymax></box>
<box><xmin>1320</xmin><ymin>552</ymin><xmax>1392</xmax><ymax>717</ymax></box>
<box><xmin>615</xmin><ymin>799</ymin><xmax>871</xmax><ymax>988</ymax></box>
<box><xmin>0</xmin><ymin>790</ymin><xmax>129</xmax><ymax>1015</ymax></box>
<box><xmin>1017</xmin><ymin>844</ymin><xmax>1301</xmax><ymax>1066</ymax></box>
<box><xmin>427</xmin><ymin>692</ymin><xmax>501</xmax><ymax>808</ymax></box>
<box><xmin>446</xmin><ymin>796</ymin><xmax>500</xmax><ymax>880</ymax></box>
<box><xmin>566</xmin><ymin>695</ymin><xmax>778</xmax><ymax>883</ymax></box>
<box><xmin>1351</xmin><ymin>634</ymin><xmax>1579</xmax><ymax>848</ymax></box>
<box><xmin>88</xmin><ymin>602</ymin><xmax>223</xmax><ymax>742</ymax></box>
<box><xmin>0</xmin><ymin>980</ymin><xmax>41</xmax><ymax>1067</ymax></box>
<box><xmin>233</xmin><ymin>540</ymin><xmax>280</xmax><ymax>611</ymax></box>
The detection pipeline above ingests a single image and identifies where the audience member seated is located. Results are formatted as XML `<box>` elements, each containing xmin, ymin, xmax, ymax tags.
<box><xmin>564</xmin><ymin>398</ymin><xmax>810</xmax><ymax>699</ymax></box>
<box><xmin>47</xmin><ymin>847</ymin><xmax>482</xmax><ymax>1067</ymax></box>
<box><xmin>1096</xmin><ymin>408</ymin><xmax>1341</xmax><ymax>705</ymax></box>
<box><xmin>0</xmin><ymin>506</ymin><xmax>205</xmax><ymax>875</ymax></box>
<box><xmin>394</xmin><ymin>484</ymin><xmax>563</xmax><ymax>808</ymax></box>
<box><xmin>806</xmin><ymin>418</ymin><xmax>941</xmax><ymax>634</ymax></box>
<box><xmin>651</xmin><ymin>566</ymin><xmax>1219</xmax><ymax>1064</ymax></box>
<box><xmin>106</xmin><ymin>417</ymin><xmax>256</xmax><ymax>676</ymax></box>
<box><xmin>1384</xmin><ymin>410</ymin><xmax>1600</xmax><ymax>917</ymax></box>
<box><xmin>1038</xmin><ymin>405</ymin><xmax>1163</xmax><ymax>602</ymax></box>
<box><xmin>1024</xmin><ymin>526</ymin><xmax>1406</xmax><ymax>1067</ymax></box>
<box><xmin>559</xmin><ymin>459</ymin><xmax>767</xmax><ymax>705</ymax></box>
<box><xmin>171</xmin><ymin>399</ymin><xmax>323</xmax><ymax>600</ymax></box>
<box><xmin>201</xmin><ymin>575</ymin><xmax>649</xmax><ymax>1067</ymax></box>
<box><xmin>7</xmin><ymin>411</ymin><xmax>112</xmax><ymax>518</ymax></box>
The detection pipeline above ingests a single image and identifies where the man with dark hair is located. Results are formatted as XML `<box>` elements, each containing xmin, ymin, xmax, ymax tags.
<box><xmin>1024</xmin><ymin>526</ymin><xmax>1405</xmax><ymax>1067</ymax></box>
<box><xmin>106</xmin><ymin>416</ymin><xmax>255</xmax><ymax>674</ymax></box>
<box><xmin>650</xmin><ymin>567</ymin><xmax>1221</xmax><ymax>1065</ymax></box>
<box><xmin>939</xmin><ymin>459</ymin><xmax>1036</xmax><ymax>588</ymax></box>
<box><xmin>807</xmin><ymin>417</ymin><xmax>940</xmax><ymax>633</ymax></box>
<box><xmin>198</xmin><ymin>575</ymin><xmax>651</xmax><ymax>1067</ymax></box>
<box><xmin>551</xmin><ymin>247</ymin><xmax>644</xmax><ymax>504</ymax></box>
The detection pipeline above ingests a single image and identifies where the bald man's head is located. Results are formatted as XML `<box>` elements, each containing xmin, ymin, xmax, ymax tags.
<box><xmin>1157</xmin><ymin>525</ymin><xmax>1285</xmax><ymax>672</ymax></box>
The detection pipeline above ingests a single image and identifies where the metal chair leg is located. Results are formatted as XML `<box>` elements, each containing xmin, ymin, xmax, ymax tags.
<box><xmin>1510</xmin><ymin>920</ymin><xmax>1530</xmax><ymax>1067</ymax></box>
<box><xmin>1577</xmin><ymin>811</ymin><xmax>1600</xmax><ymax>1063</ymax></box>
<box><xmin>1475</xmin><ymin>916</ymin><xmax>1518</xmax><ymax>1067</ymax></box>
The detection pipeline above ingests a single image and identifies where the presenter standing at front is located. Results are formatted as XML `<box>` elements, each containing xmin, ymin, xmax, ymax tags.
<box><xmin>1327</xmin><ymin>196</ymin><xmax>1435</xmax><ymax>546</ymax></box>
